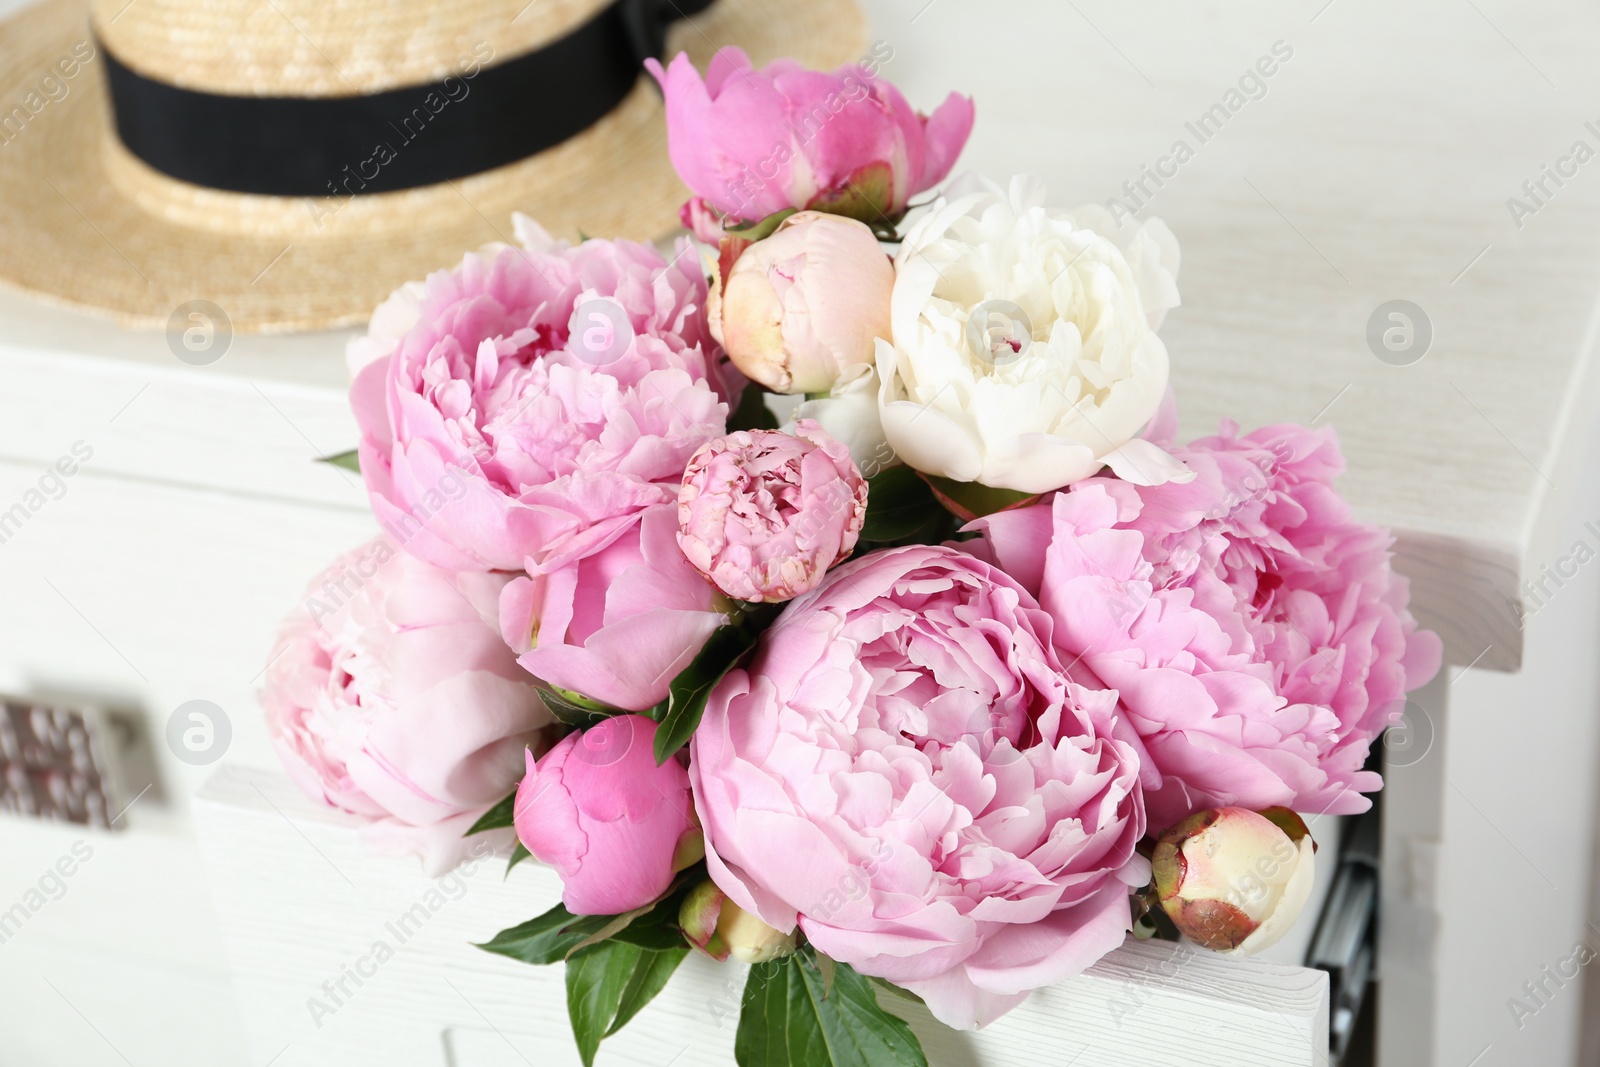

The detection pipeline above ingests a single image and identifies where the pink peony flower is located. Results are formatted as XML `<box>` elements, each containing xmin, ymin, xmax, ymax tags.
<box><xmin>974</xmin><ymin>422</ymin><xmax>1442</xmax><ymax>829</ymax></box>
<box><xmin>691</xmin><ymin>545</ymin><xmax>1146</xmax><ymax>1029</ymax></box>
<box><xmin>263</xmin><ymin>536</ymin><xmax>552</xmax><ymax>874</ymax></box>
<box><xmin>647</xmin><ymin>47</ymin><xmax>974</xmax><ymax>229</ymax></box>
<box><xmin>500</xmin><ymin>505</ymin><xmax>728</xmax><ymax>711</ymax></box>
<box><xmin>513</xmin><ymin>715</ymin><xmax>700</xmax><ymax>916</ymax></box>
<box><xmin>350</xmin><ymin>221</ymin><xmax>729</xmax><ymax>574</ymax></box>
<box><xmin>710</xmin><ymin>211</ymin><xmax>893</xmax><ymax>395</ymax></box>
<box><xmin>677</xmin><ymin>420</ymin><xmax>867</xmax><ymax>603</ymax></box>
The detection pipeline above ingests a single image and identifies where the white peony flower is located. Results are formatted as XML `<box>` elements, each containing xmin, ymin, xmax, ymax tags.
<box><xmin>786</xmin><ymin>363</ymin><xmax>896</xmax><ymax>477</ymax></box>
<box><xmin>877</xmin><ymin>174</ymin><xmax>1189</xmax><ymax>495</ymax></box>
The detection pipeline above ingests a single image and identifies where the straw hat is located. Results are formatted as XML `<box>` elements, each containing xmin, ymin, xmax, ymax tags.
<box><xmin>0</xmin><ymin>0</ymin><xmax>866</xmax><ymax>332</ymax></box>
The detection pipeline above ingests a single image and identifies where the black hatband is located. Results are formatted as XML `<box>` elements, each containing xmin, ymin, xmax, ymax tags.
<box><xmin>100</xmin><ymin>0</ymin><xmax>712</xmax><ymax>196</ymax></box>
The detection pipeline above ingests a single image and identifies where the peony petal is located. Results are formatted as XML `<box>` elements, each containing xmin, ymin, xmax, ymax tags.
<box><xmin>962</xmin><ymin>881</ymin><xmax>1132</xmax><ymax>995</ymax></box>
<box><xmin>917</xmin><ymin>93</ymin><xmax>977</xmax><ymax>188</ymax></box>
<box><xmin>896</xmin><ymin>968</ymin><xmax>1031</xmax><ymax>1031</ymax></box>
<box><xmin>1100</xmin><ymin>437</ymin><xmax>1196</xmax><ymax>486</ymax></box>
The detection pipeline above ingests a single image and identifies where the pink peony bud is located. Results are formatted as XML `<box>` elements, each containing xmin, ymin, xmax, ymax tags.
<box><xmin>677</xmin><ymin>421</ymin><xmax>868</xmax><ymax>603</ymax></box>
<box><xmin>679</xmin><ymin>880</ymin><xmax>797</xmax><ymax>965</ymax></box>
<box><xmin>1151</xmin><ymin>807</ymin><xmax>1317</xmax><ymax>956</ymax></box>
<box><xmin>708</xmin><ymin>212</ymin><xmax>892</xmax><ymax>395</ymax></box>
<box><xmin>512</xmin><ymin>715</ymin><xmax>700</xmax><ymax>916</ymax></box>
<box><xmin>646</xmin><ymin>47</ymin><xmax>974</xmax><ymax>228</ymax></box>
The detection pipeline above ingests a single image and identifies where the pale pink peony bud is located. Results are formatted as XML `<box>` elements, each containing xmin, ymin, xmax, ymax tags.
<box><xmin>708</xmin><ymin>212</ymin><xmax>892</xmax><ymax>395</ymax></box>
<box><xmin>678</xmin><ymin>880</ymin><xmax>797</xmax><ymax>965</ymax></box>
<box><xmin>677</xmin><ymin>421</ymin><xmax>867</xmax><ymax>603</ymax></box>
<box><xmin>1151</xmin><ymin>807</ymin><xmax>1316</xmax><ymax>956</ymax></box>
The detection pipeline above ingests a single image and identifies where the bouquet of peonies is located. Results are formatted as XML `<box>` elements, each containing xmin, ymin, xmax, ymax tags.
<box><xmin>265</xmin><ymin>45</ymin><xmax>1441</xmax><ymax>1067</ymax></box>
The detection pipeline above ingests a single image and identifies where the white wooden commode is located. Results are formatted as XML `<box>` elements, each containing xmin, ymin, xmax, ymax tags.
<box><xmin>4</xmin><ymin>1</ymin><xmax>1600</xmax><ymax>1065</ymax></box>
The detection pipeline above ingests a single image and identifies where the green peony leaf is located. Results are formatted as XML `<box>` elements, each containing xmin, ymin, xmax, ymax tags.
<box><xmin>565</xmin><ymin>903</ymin><xmax>665</xmax><ymax>959</ymax></box>
<box><xmin>537</xmin><ymin>684</ymin><xmax>621</xmax><ymax>729</ymax></box>
<box><xmin>735</xmin><ymin>950</ymin><xmax>927</xmax><ymax>1067</ymax></box>
<box><xmin>606</xmin><ymin>945</ymin><xmax>688</xmax><ymax>1037</ymax></box>
<box><xmin>464</xmin><ymin>790</ymin><xmax>518</xmax><ymax>836</ymax></box>
<box><xmin>652</xmin><ymin>620</ymin><xmax>765</xmax><ymax>765</ymax></box>
<box><xmin>860</xmin><ymin>464</ymin><xmax>943</xmax><ymax>544</ymax></box>
<box><xmin>475</xmin><ymin>904</ymin><xmax>621</xmax><ymax>966</ymax></box>
<box><xmin>608</xmin><ymin>917</ymin><xmax>693</xmax><ymax>952</ymax></box>
<box><xmin>727</xmin><ymin>208</ymin><xmax>798</xmax><ymax>241</ymax></box>
<box><xmin>567</xmin><ymin>941</ymin><xmax>642</xmax><ymax>1066</ymax></box>
<box><xmin>607</xmin><ymin>881</ymin><xmax>695</xmax><ymax>952</ymax></box>
<box><xmin>505</xmin><ymin>842</ymin><xmax>531</xmax><ymax>877</ymax></box>
<box><xmin>922</xmin><ymin>475</ymin><xmax>1040</xmax><ymax>522</ymax></box>
<box><xmin>728</xmin><ymin>383</ymin><xmax>781</xmax><ymax>432</ymax></box>
<box><xmin>476</xmin><ymin>887</ymin><xmax>689</xmax><ymax>967</ymax></box>
<box><xmin>867</xmin><ymin>975</ymin><xmax>925</xmax><ymax>1006</ymax></box>
<box><xmin>815</xmin><ymin>952</ymin><xmax>837</xmax><ymax>998</ymax></box>
<box><xmin>566</xmin><ymin>940</ymin><xmax>688</xmax><ymax>1066</ymax></box>
<box><xmin>317</xmin><ymin>449</ymin><xmax>361</xmax><ymax>473</ymax></box>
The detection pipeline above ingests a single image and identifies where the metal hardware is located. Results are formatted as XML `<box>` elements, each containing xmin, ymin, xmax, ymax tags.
<box><xmin>0</xmin><ymin>698</ymin><xmax>140</xmax><ymax>826</ymax></box>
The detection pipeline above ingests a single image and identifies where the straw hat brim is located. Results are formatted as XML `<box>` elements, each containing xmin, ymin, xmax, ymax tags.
<box><xmin>0</xmin><ymin>0</ymin><xmax>867</xmax><ymax>333</ymax></box>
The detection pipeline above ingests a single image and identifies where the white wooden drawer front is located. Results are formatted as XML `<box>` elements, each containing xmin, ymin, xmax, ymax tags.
<box><xmin>195</xmin><ymin>766</ymin><xmax>1330</xmax><ymax>1067</ymax></box>
<box><xmin>0</xmin><ymin>343</ymin><xmax>373</xmax><ymax>1067</ymax></box>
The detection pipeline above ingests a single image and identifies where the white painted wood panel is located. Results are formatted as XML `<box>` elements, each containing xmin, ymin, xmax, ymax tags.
<box><xmin>0</xmin><ymin>457</ymin><xmax>375</xmax><ymax>1066</ymax></box>
<box><xmin>0</xmin><ymin>289</ymin><xmax>365</xmax><ymax>510</ymax></box>
<box><xmin>0</xmin><ymin>818</ymin><xmax>248</xmax><ymax>1066</ymax></box>
<box><xmin>1425</xmin><ymin>418</ymin><xmax>1600</xmax><ymax>1067</ymax></box>
<box><xmin>1377</xmin><ymin>411</ymin><xmax>1600</xmax><ymax>1067</ymax></box>
<box><xmin>0</xmin><ymin>457</ymin><xmax>375</xmax><ymax>801</ymax></box>
<box><xmin>194</xmin><ymin>764</ymin><xmax>1329</xmax><ymax>1067</ymax></box>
